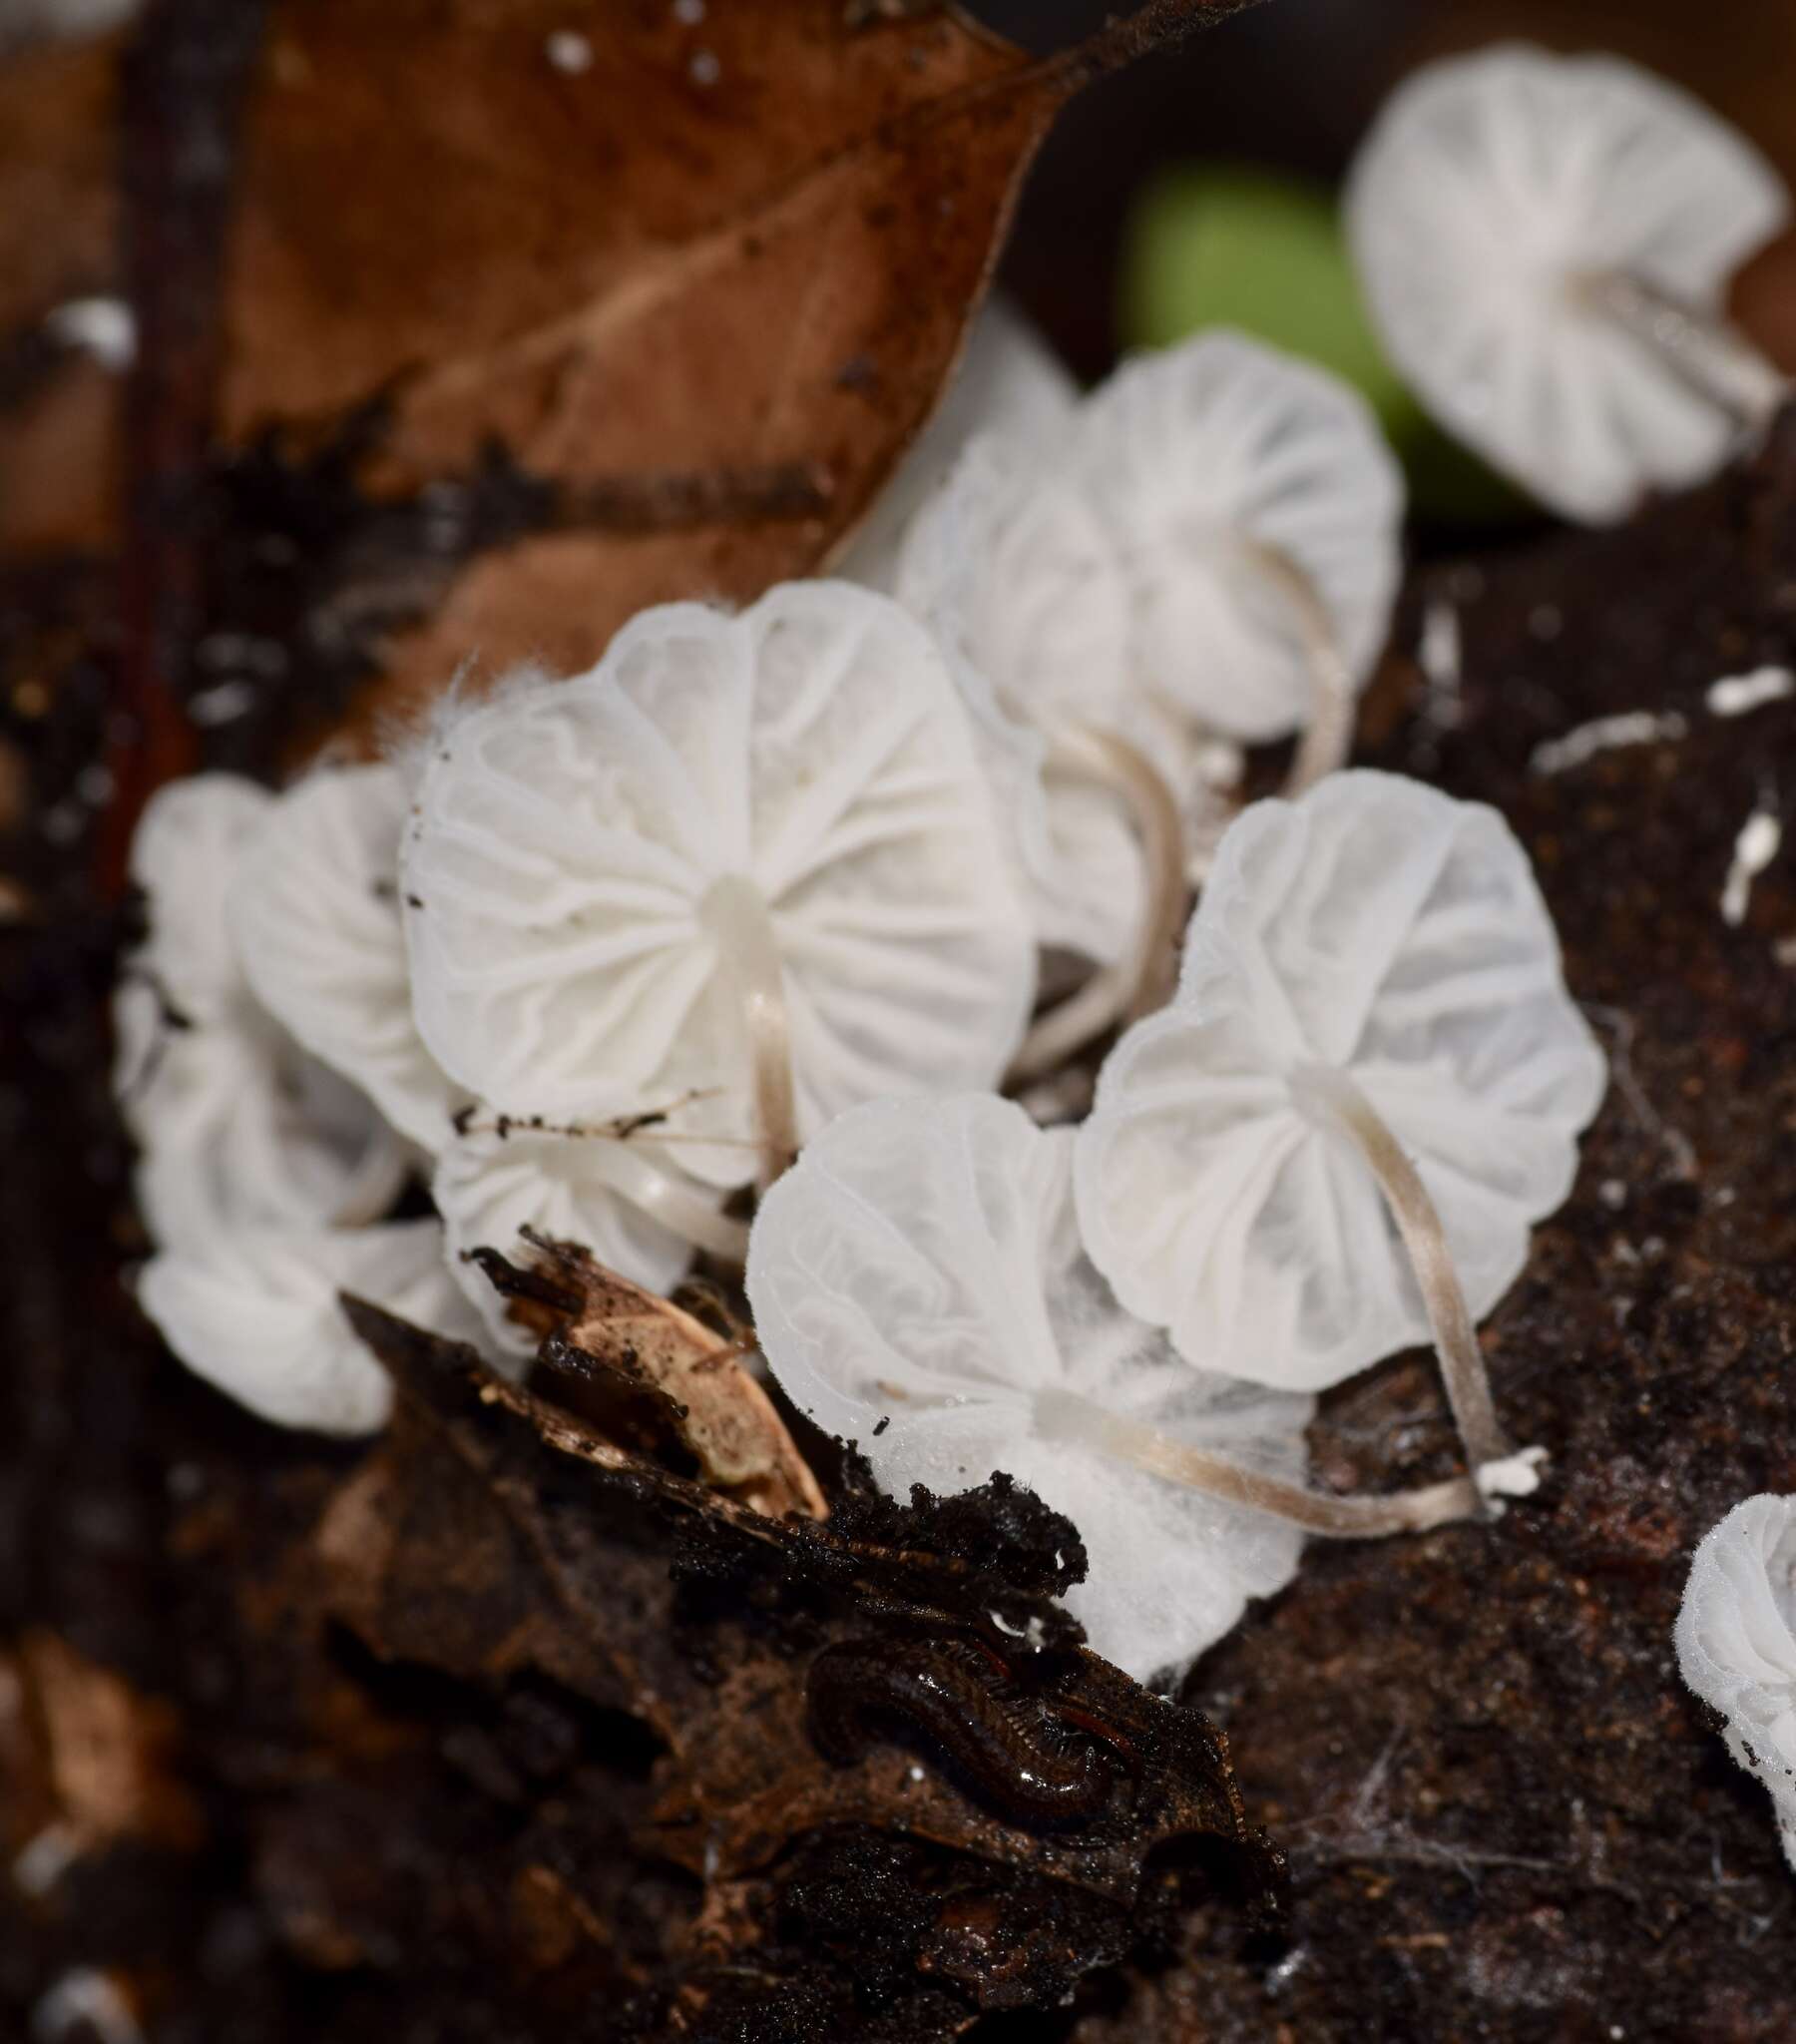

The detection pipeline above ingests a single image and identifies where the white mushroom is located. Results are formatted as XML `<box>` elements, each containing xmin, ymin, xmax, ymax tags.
<box><xmin>897</xmin><ymin>332</ymin><xmax>1403</xmax><ymax>1068</ymax></box>
<box><xmin>1347</xmin><ymin>44</ymin><xmax>1790</xmax><ymax>525</ymax></box>
<box><xmin>1071</xmin><ymin>330</ymin><xmax>1403</xmax><ymax>764</ymax></box>
<box><xmin>897</xmin><ymin>431</ymin><xmax>1192</xmax><ymax>979</ymax></box>
<box><xmin>433</xmin><ymin>1117</ymin><xmax>734</xmax><ymax>1356</ymax></box>
<box><xmin>1676</xmin><ymin>1494</ymin><xmax>1796</xmax><ymax>1872</ymax></box>
<box><xmin>837</xmin><ymin>297</ymin><xmax>1079</xmax><ymax>593</ymax></box>
<box><xmin>750</xmin><ymin>1093</ymin><xmax>1491</xmax><ymax>1684</ymax></box>
<box><xmin>748</xmin><ymin>1094</ymin><xmax>1326</xmax><ymax>1684</ymax></box>
<box><xmin>1075</xmin><ymin>770</ymin><xmax>1606</xmax><ymax>1492</ymax></box>
<box><xmin>137</xmin><ymin>1220</ymin><xmax>489</xmax><ymax>1436</ymax></box>
<box><xmin>400</xmin><ymin>582</ymin><xmax>1038</xmax><ymax>1192</ymax></box>
<box><xmin>227</xmin><ymin>764</ymin><xmax>470</xmax><ymax>1154</ymax></box>
<box><xmin>116</xmin><ymin>775</ymin><xmax>407</xmax><ymax>1249</ymax></box>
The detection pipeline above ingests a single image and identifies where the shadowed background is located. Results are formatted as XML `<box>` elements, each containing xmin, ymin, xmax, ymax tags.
<box><xmin>973</xmin><ymin>0</ymin><xmax>1796</xmax><ymax>380</ymax></box>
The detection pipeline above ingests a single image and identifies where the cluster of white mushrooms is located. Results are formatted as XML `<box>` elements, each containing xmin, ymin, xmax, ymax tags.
<box><xmin>118</xmin><ymin>47</ymin><xmax>1790</xmax><ymax>1707</ymax></box>
<box><xmin>749</xmin><ymin>771</ymin><xmax>1605</xmax><ymax>1679</ymax></box>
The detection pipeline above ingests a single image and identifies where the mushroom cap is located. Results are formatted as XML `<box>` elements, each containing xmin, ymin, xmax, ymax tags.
<box><xmin>838</xmin><ymin>296</ymin><xmax>1079</xmax><ymax>592</ymax></box>
<box><xmin>898</xmin><ymin>433</ymin><xmax>1138</xmax><ymax>744</ymax></box>
<box><xmin>433</xmin><ymin>1123</ymin><xmax>698</xmax><ymax>1356</ymax></box>
<box><xmin>1071</xmin><ymin>330</ymin><xmax>1404</xmax><ymax>743</ymax></box>
<box><xmin>1676</xmin><ymin>1494</ymin><xmax>1796</xmax><ymax>1869</ymax></box>
<box><xmin>897</xmin><ymin>432</ymin><xmax>1209</xmax><ymax>966</ymax></box>
<box><xmin>1346</xmin><ymin>44</ymin><xmax>1791</xmax><ymax>525</ymax></box>
<box><xmin>400</xmin><ymin>583</ymin><xmax>1037</xmax><ymax>1181</ymax></box>
<box><xmin>117</xmin><ymin>775</ymin><xmax>407</xmax><ymax>1246</ymax></box>
<box><xmin>137</xmin><ymin>1220</ymin><xmax>486</xmax><ymax>1435</ymax></box>
<box><xmin>747</xmin><ymin>1093</ymin><xmax>1312</xmax><ymax>1684</ymax></box>
<box><xmin>1075</xmin><ymin>770</ymin><xmax>1607</xmax><ymax>1392</ymax></box>
<box><xmin>229</xmin><ymin>764</ymin><xmax>470</xmax><ymax>1154</ymax></box>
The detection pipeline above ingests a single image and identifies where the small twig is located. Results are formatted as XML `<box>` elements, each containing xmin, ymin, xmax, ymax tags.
<box><xmin>1063</xmin><ymin>0</ymin><xmax>1270</xmax><ymax>88</ymax></box>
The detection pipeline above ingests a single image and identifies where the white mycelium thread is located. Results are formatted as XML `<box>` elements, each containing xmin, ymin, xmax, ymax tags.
<box><xmin>1708</xmin><ymin>667</ymin><xmax>1794</xmax><ymax>718</ymax></box>
<box><xmin>1530</xmin><ymin>711</ymin><xmax>1687</xmax><ymax>778</ymax></box>
<box><xmin>1348</xmin><ymin>44</ymin><xmax>1790</xmax><ymax>524</ymax></box>
<box><xmin>1075</xmin><ymin>771</ymin><xmax>1606</xmax><ymax>1421</ymax></box>
<box><xmin>116</xmin><ymin>776</ymin><xmax>407</xmax><ymax>1249</ymax></box>
<box><xmin>1720</xmin><ymin>806</ymin><xmax>1782</xmax><ymax>927</ymax></box>
<box><xmin>747</xmin><ymin>1094</ymin><xmax>1313</xmax><ymax>1685</ymax></box>
<box><xmin>1677</xmin><ymin>1495</ymin><xmax>1796</xmax><ymax>1872</ymax></box>
<box><xmin>399</xmin><ymin>582</ymin><xmax>1038</xmax><ymax>1187</ymax></box>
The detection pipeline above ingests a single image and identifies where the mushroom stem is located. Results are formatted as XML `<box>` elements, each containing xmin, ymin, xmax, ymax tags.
<box><xmin>592</xmin><ymin>1141</ymin><xmax>752</xmax><ymax>1266</ymax></box>
<box><xmin>1007</xmin><ymin>724</ymin><xmax>1188</xmax><ymax>1083</ymax></box>
<box><xmin>1583</xmin><ymin>270</ymin><xmax>1788</xmax><ymax>429</ymax></box>
<box><xmin>702</xmin><ymin>875</ymin><xmax>799</xmax><ymax>1194</ymax></box>
<box><xmin>1035</xmin><ymin>1390</ymin><xmax>1480</xmax><ymax>1539</ymax></box>
<box><xmin>1289</xmin><ymin>1064</ymin><xmax>1517</xmax><ymax>1492</ymax></box>
<box><xmin>1232</xmin><ymin>536</ymin><xmax>1360</xmax><ymax>795</ymax></box>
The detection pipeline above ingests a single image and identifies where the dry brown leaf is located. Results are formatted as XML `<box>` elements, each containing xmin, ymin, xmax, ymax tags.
<box><xmin>212</xmin><ymin>0</ymin><xmax>1233</xmax><ymax>730</ymax></box>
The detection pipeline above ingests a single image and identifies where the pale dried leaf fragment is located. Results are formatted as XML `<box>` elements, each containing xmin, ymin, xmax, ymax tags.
<box><xmin>533</xmin><ymin>1240</ymin><xmax>826</xmax><ymax>1521</ymax></box>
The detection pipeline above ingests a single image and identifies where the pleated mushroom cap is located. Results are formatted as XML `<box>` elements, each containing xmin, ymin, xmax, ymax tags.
<box><xmin>400</xmin><ymin>584</ymin><xmax>1038</xmax><ymax>1186</ymax></box>
<box><xmin>138</xmin><ymin>1220</ymin><xmax>485</xmax><ymax>1436</ymax></box>
<box><xmin>117</xmin><ymin>775</ymin><xmax>407</xmax><ymax>1247</ymax></box>
<box><xmin>229</xmin><ymin>764</ymin><xmax>469</xmax><ymax>1155</ymax></box>
<box><xmin>1075</xmin><ymin>770</ymin><xmax>1607</xmax><ymax>1392</ymax></box>
<box><xmin>1676</xmin><ymin>1494</ymin><xmax>1796</xmax><ymax>1870</ymax></box>
<box><xmin>747</xmin><ymin>1093</ymin><xmax>1312</xmax><ymax>1685</ymax></box>
<box><xmin>896</xmin><ymin>432</ymin><xmax>1176</xmax><ymax>966</ymax></box>
<box><xmin>1071</xmin><ymin>330</ymin><xmax>1403</xmax><ymax>744</ymax></box>
<box><xmin>838</xmin><ymin>297</ymin><xmax>1079</xmax><ymax>592</ymax></box>
<box><xmin>1346</xmin><ymin>44</ymin><xmax>1790</xmax><ymax>523</ymax></box>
